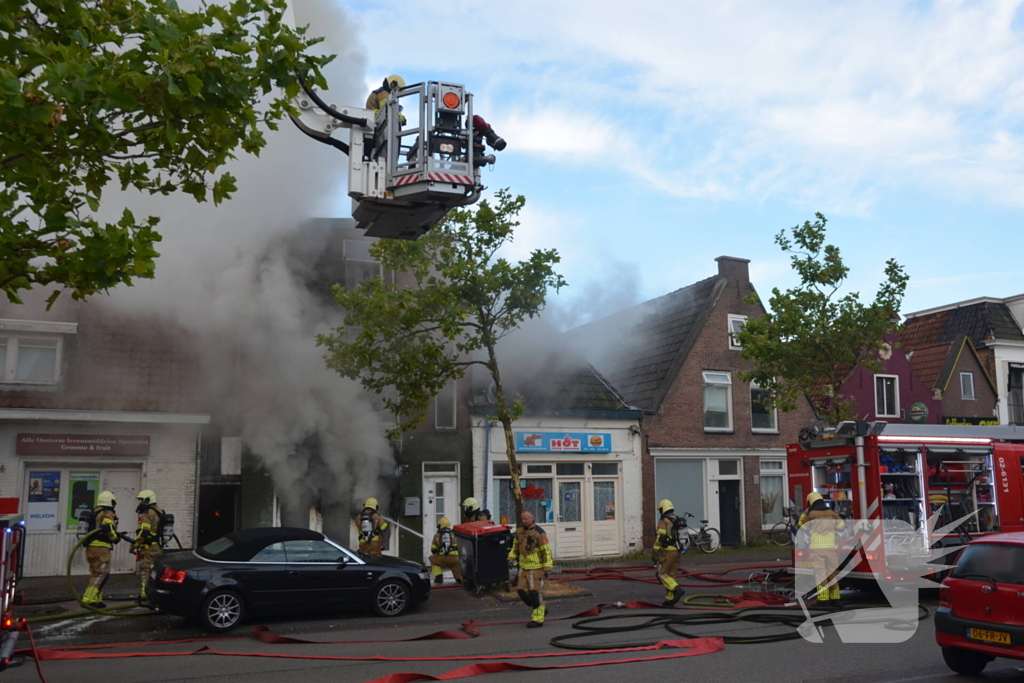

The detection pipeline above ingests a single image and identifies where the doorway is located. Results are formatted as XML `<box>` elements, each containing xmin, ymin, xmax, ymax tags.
<box><xmin>718</xmin><ymin>480</ymin><xmax>742</xmax><ymax>546</ymax></box>
<box><xmin>422</xmin><ymin>463</ymin><xmax>459</xmax><ymax>562</ymax></box>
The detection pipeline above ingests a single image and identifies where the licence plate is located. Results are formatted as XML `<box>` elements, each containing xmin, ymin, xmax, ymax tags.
<box><xmin>967</xmin><ymin>628</ymin><xmax>1011</xmax><ymax>645</ymax></box>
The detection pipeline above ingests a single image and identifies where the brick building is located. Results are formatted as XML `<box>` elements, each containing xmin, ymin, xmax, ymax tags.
<box><xmin>575</xmin><ymin>256</ymin><xmax>815</xmax><ymax>546</ymax></box>
<box><xmin>906</xmin><ymin>334</ymin><xmax>999</xmax><ymax>425</ymax></box>
<box><xmin>0</xmin><ymin>300</ymin><xmax>207</xmax><ymax>577</ymax></box>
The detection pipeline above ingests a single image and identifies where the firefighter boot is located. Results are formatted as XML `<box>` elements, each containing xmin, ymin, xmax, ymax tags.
<box><xmin>661</xmin><ymin>576</ymin><xmax>681</xmax><ymax>607</ymax></box>
<box><xmin>527</xmin><ymin>604</ymin><xmax>546</xmax><ymax>627</ymax></box>
<box><xmin>667</xmin><ymin>585</ymin><xmax>685</xmax><ymax>607</ymax></box>
<box><xmin>432</xmin><ymin>564</ymin><xmax>444</xmax><ymax>585</ymax></box>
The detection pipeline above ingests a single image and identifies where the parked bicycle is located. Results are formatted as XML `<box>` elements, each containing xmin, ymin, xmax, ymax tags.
<box><xmin>770</xmin><ymin>507</ymin><xmax>799</xmax><ymax>546</ymax></box>
<box><xmin>682</xmin><ymin>512</ymin><xmax>721</xmax><ymax>554</ymax></box>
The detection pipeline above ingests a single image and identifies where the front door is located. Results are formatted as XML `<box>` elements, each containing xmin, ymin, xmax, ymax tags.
<box><xmin>101</xmin><ymin>470</ymin><xmax>141</xmax><ymax>573</ymax></box>
<box><xmin>556</xmin><ymin>480</ymin><xmax>585</xmax><ymax>558</ymax></box>
<box><xmin>718</xmin><ymin>480</ymin><xmax>742</xmax><ymax>546</ymax></box>
<box><xmin>422</xmin><ymin>472</ymin><xmax>458</xmax><ymax>562</ymax></box>
<box><xmin>590</xmin><ymin>480</ymin><xmax>619</xmax><ymax>556</ymax></box>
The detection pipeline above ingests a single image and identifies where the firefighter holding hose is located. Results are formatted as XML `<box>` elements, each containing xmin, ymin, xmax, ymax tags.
<box><xmin>428</xmin><ymin>517</ymin><xmax>462</xmax><ymax>584</ymax></box>
<box><xmin>507</xmin><ymin>510</ymin><xmax>554</xmax><ymax>628</ymax></box>
<box><xmin>798</xmin><ymin>492</ymin><xmax>845</xmax><ymax>603</ymax></box>
<box><xmin>133</xmin><ymin>490</ymin><xmax>165</xmax><ymax>605</ymax></box>
<box><xmin>82</xmin><ymin>491</ymin><xmax>120</xmax><ymax>608</ymax></box>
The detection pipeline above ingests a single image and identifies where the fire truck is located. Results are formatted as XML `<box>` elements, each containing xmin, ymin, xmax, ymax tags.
<box><xmin>786</xmin><ymin>421</ymin><xmax>1024</xmax><ymax>588</ymax></box>
<box><xmin>0</xmin><ymin>514</ymin><xmax>25</xmax><ymax>671</ymax></box>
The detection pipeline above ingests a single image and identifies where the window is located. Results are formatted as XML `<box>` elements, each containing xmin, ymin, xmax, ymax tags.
<box><xmin>703</xmin><ymin>371</ymin><xmax>733</xmax><ymax>431</ymax></box>
<box><xmin>250</xmin><ymin>542</ymin><xmax>287</xmax><ymax>563</ymax></box>
<box><xmin>593</xmin><ymin>481</ymin><xmax>616</xmax><ymax>520</ymax></box>
<box><xmin>435</xmin><ymin>380</ymin><xmax>456</xmax><ymax>430</ymax></box>
<box><xmin>344</xmin><ymin>240</ymin><xmax>383</xmax><ymax>290</ymax></box>
<box><xmin>424</xmin><ymin>462</ymin><xmax>457</xmax><ymax>473</ymax></box>
<box><xmin>556</xmin><ymin>463</ymin><xmax>584</xmax><ymax>476</ymax></box>
<box><xmin>591</xmin><ymin>463</ymin><xmax>618</xmax><ymax>476</ymax></box>
<box><xmin>727</xmin><ymin>314</ymin><xmax>747</xmax><ymax>350</ymax></box>
<box><xmin>497</xmin><ymin>478</ymin><xmax>551</xmax><ymax>525</ymax></box>
<box><xmin>760</xmin><ymin>460</ymin><xmax>786</xmax><ymax>527</ymax></box>
<box><xmin>718</xmin><ymin>459</ymin><xmax>739</xmax><ymax>476</ymax></box>
<box><xmin>0</xmin><ymin>336</ymin><xmax>61</xmax><ymax>384</ymax></box>
<box><xmin>750</xmin><ymin>384</ymin><xmax>778</xmax><ymax>432</ymax></box>
<box><xmin>952</xmin><ymin>544</ymin><xmax>1024</xmax><ymax>586</ymax></box>
<box><xmin>282</xmin><ymin>540</ymin><xmax>346</xmax><ymax>563</ymax></box>
<box><xmin>874</xmin><ymin>375</ymin><xmax>899</xmax><ymax>417</ymax></box>
<box><xmin>1008</xmin><ymin>365</ymin><xmax>1023</xmax><ymax>425</ymax></box>
<box><xmin>526</xmin><ymin>465</ymin><xmax>552</xmax><ymax>474</ymax></box>
<box><xmin>960</xmin><ymin>372</ymin><xmax>975</xmax><ymax>400</ymax></box>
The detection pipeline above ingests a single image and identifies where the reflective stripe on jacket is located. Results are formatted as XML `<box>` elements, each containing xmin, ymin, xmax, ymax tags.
<box><xmin>89</xmin><ymin>508</ymin><xmax>118</xmax><ymax>548</ymax></box>
<box><xmin>136</xmin><ymin>506</ymin><xmax>163</xmax><ymax>546</ymax></box>
<box><xmin>798</xmin><ymin>508</ymin><xmax>846</xmax><ymax>548</ymax></box>
<box><xmin>508</xmin><ymin>525</ymin><xmax>553</xmax><ymax>570</ymax></box>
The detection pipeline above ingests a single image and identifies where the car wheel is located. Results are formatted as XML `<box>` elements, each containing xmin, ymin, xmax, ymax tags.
<box><xmin>942</xmin><ymin>647</ymin><xmax>991</xmax><ymax>676</ymax></box>
<box><xmin>371</xmin><ymin>580</ymin><xmax>410</xmax><ymax>617</ymax></box>
<box><xmin>200</xmin><ymin>589</ymin><xmax>246</xmax><ymax>632</ymax></box>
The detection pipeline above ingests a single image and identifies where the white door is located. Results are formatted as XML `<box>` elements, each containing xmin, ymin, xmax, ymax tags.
<box><xmin>590</xmin><ymin>479</ymin><xmax>620</xmax><ymax>556</ymax></box>
<box><xmin>103</xmin><ymin>470</ymin><xmax>142</xmax><ymax>573</ymax></box>
<box><xmin>555</xmin><ymin>480</ymin><xmax>585</xmax><ymax>559</ymax></box>
<box><xmin>23</xmin><ymin>468</ymin><xmax>64</xmax><ymax>577</ymax></box>
<box><xmin>422</xmin><ymin>474</ymin><xmax>458</xmax><ymax>562</ymax></box>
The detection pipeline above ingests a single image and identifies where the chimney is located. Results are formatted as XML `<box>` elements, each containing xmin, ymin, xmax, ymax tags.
<box><xmin>715</xmin><ymin>256</ymin><xmax>750</xmax><ymax>283</ymax></box>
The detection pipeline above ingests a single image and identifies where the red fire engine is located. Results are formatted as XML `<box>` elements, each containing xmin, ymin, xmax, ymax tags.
<box><xmin>786</xmin><ymin>421</ymin><xmax>1024</xmax><ymax>588</ymax></box>
<box><xmin>0</xmin><ymin>513</ymin><xmax>24</xmax><ymax>671</ymax></box>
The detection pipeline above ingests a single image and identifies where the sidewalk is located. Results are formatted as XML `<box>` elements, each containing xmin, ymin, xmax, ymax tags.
<box><xmin>555</xmin><ymin>544</ymin><xmax>791</xmax><ymax>571</ymax></box>
<box><xmin>19</xmin><ymin>572</ymin><xmax>139</xmax><ymax>605</ymax></box>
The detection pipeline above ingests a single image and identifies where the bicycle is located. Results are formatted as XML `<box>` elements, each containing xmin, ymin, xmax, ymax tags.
<box><xmin>770</xmin><ymin>507</ymin><xmax>799</xmax><ymax>546</ymax></box>
<box><xmin>682</xmin><ymin>512</ymin><xmax>721</xmax><ymax>554</ymax></box>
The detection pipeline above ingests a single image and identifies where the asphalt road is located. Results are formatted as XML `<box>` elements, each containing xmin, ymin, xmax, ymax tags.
<box><xmin>7</xmin><ymin>561</ymin><xmax>1024</xmax><ymax>683</ymax></box>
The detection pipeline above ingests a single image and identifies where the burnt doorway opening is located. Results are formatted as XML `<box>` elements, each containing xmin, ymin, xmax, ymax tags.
<box><xmin>198</xmin><ymin>484</ymin><xmax>240</xmax><ymax>547</ymax></box>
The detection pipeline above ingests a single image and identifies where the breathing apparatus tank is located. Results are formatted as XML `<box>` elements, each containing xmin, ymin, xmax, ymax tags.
<box><xmin>76</xmin><ymin>509</ymin><xmax>94</xmax><ymax>539</ymax></box>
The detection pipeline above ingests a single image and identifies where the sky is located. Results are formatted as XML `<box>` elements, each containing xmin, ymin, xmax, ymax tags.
<box><xmin>316</xmin><ymin>0</ymin><xmax>1024</xmax><ymax>328</ymax></box>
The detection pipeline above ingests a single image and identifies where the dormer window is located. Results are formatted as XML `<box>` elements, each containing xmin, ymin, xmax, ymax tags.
<box><xmin>0</xmin><ymin>319</ymin><xmax>76</xmax><ymax>385</ymax></box>
<box><xmin>727</xmin><ymin>314</ymin><xmax>747</xmax><ymax>350</ymax></box>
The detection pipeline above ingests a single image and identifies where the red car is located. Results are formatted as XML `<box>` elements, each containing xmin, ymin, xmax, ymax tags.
<box><xmin>936</xmin><ymin>532</ymin><xmax>1024</xmax><ymax>675</ymax></box>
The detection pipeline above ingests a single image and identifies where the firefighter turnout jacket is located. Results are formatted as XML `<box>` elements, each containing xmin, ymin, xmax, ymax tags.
<box><xmin>89</xmin><ymin>508</ymin><xmax>119</xmax><ymax>548</ymax></box>
<box><xmin>654</xmin><ymin>513</ymin><xmax>683</xmax><ymax>551</ymax></box>
<box><xmin>508</xmin><ymin>524</ymin><xmax>553</xmax><ymax>570</ymax></box>
<box><xmin>798</xmin><ymin>503</ymin><xmax>846</xmax><ymax>548</ymax></box>
<box><xmin>135</xmin><ymin>506</ymin><xmax>164</xmax><ymax>547</ymax></box>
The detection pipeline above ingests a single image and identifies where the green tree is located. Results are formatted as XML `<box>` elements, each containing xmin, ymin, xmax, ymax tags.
<box><xmin>735</xmin><ymin>213</ymin><xmax>909</xmax><ymax>425</ymax></box>
<box><xmin>1</xmin><ymin>0</ymin><xmax>331</xmax><ymax>305</ymax></box>
<box><xmin>318</xmin><ymin>190</ymin><xmax>566</xmax><ymax>521</ymax></box>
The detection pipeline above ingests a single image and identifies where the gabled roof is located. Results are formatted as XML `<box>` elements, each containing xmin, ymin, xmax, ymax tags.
<box><xmin>0</xmin><ymin>302</ymin><xmax>204</xmax><ymax>415</ymax></box>
<box><xmin>571</xmin><ymin>276</ymin><xmax>726</xmax><ymax>413</ymax></box>
<box><xmin>902</xmin><ymin>301</ymin><xmax>1024</xmax><ymax>350</ymax></box>
<box><xmin>907</xmin><ymin>334</ymin><xmax>997</xmax><ymax>394</ymax></box>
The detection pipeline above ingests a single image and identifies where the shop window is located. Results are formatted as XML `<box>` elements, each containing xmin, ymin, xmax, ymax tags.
<box><xmin>435</xmin><ymin>380</ymin><xmax>456</xmax><ymax>430</ymax></box>
<box><xmin>526</xmin><ymin>465</ymin><xmax>552</xmax><ymax>474</ymax></box>
<box><xmin>492</xmin><ymin>462</ymin><xmax>520</xmax><ymax>477</ymax></box>
<box><xmin>703</xmin><ymin>371</ymin><xmax>733</xmax><ymax>432</ymax></box>
<box><xmin>0</xmin><ymin>336</ymin><xmax>61</xmax><ymax>384</ymax></box>
<box><xmin>875</xmin><ymin>375</ymin><xmax>899</xmax><ymax>417</ymax></box>
<box><xmin>591</xmin><ymin>463</ymin><xmax>618</xmax><ymax>476</ymax></box>
<box><xmin>558</xmin><ymin>482</ymin><xmax>582</xmax><ymax>522</ymax></box>
<box><xmin>655</xmin><ymin>459</ymin><xmax>705</xmax><ymax>519</ymax></box>
<box><xmin>556</xmin><ymin>463</ymin><xmax>584</xmax><ymax>476</ymax></box>
<box><xmin>727</xmin><ymin>314</ymin><xmax>747</xmax><ymax>350</ymax></box>
<box><xmin>497</xmin><ymin>478</ymin><xmax>552</xmax><ymax>524</ymax></box>
<box><xmin>960</xmin><ymin>372</ymin><xmax>975</xmax><ymax>401</ymax></box>
<box><xmin>760</xmin><ymin>460</ymin><xmax>786</xmax><ymax>527</ymax></box>
<box><xmin>593</xmin><ymin>481</ymin><xmax>616</xmax><ymax>520</ymax></box>
<box><xmin>750</xmin><ymin>384</ymin><xmax>777</xmax><ymax>432</ymax></box>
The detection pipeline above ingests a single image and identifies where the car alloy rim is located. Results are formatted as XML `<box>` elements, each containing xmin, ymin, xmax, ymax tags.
<box><xmin>209</xmin><ymin>594</ymin><xmax>241</xmax><ymax>627</ymax></box>
<box><xmin>377</xmin><ymin>584</ymin><xmax>407</xmax><ymax>615</ymax></box>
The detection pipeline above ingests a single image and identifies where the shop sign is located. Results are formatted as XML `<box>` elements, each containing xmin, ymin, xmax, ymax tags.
<box><xmin>943</xmin><ymin>416</ymin><xmax>999</xmax><ymax>426</ymax></box>
<box><xmin>16</xmin><ymin>434</ymin><xmax>150</xmax><ymax>456</ymax></box>
<box><xmin>907</xmin><ymin>402</ymin><xmax>929</xmax><ymax>424</ymax></box>
<box><xmin>515</xmin><ymin>431</ymin><xmax>612</xmax><ymax>453</ymax></box>
<box><xmin>26</xmin><ymin>470</ymin><xmax>60</xmax><ymax>531</ymax></box>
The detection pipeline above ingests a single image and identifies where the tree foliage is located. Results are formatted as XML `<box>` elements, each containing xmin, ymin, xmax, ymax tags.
<box><xmin>318</xmin><ymin>190</ymin><xmax>566</xmax><ymax>519</ymax></box>
<box><xmin>0</xmin><ymin>0</ymin><xmax>331</xmax><ymax>305</ymax></box>
<box><xmin>735</xmin><ymin>213</ymin><xmax>909</xmax><ymax>425</ymax></box>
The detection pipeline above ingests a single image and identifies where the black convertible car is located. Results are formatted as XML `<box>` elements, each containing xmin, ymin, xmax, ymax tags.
<box><xmin>147</xmin><ymin>527</ymin><xmax>431</xmax><ymax>631</ymax></box>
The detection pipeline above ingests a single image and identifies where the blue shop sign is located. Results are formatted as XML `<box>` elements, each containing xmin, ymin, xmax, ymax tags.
<box><xmin>515</xmin><ymin>431</ymin><xmax>612</xmax><ymax>453</ymax></box>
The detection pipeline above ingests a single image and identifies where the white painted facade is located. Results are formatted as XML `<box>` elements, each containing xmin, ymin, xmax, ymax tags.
<box><xmin>988</xmin><ymin>340</ymin><xmax>1024</xmax><ymax>424</ymax></box>
<box><xmin>0</xmin><ymin>416</ymin><xmax>204</xmax><ymax>576</ymax></box>
<box><xmin>470</xmin><ymin>415</ymin><xmax>644</xmax><ymax>560</ymax></box>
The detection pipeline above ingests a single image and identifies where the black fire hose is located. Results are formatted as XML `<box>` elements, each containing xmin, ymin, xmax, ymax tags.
<box><xmin>296</xmin><ymin>74</ymin><xmax>368</xmax><ymax>128</ymax></box>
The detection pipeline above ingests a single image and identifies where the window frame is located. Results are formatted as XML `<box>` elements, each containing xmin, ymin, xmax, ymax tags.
<box><xmin>749</xmin><ymin>383</ymin><xmax>778</xmax><ymax>434</ymax></box>
<box><xmin>959</xmin><ymin>372</ymin><xmax>976</xmax><ymax>401</ymax></box>
<box><xmin>759</xmin><ymin>458</ymin><xmax>788</xmax><ymax>530</ymax></box>
<box><xmin>702</xmin><ymin>371</ymin><xmax>734</xmax><ymax>433</ymax></box>
<box><xmin>874</xmin><ymin>374</ymin><xmax>900</xmax><ymax>418</ymax></box>
<box><xmin>434</xmin><ymin>379</ymin><xmax>457</xmax><ymax>430</ymax></box>
<box><xmin>0</xmin><ymin>334</ymin><xmax>64</xmax><ymax>385</ymax></box>
<box><xmin>727</xmin><ymin>314</ymin><xmax>747</xmax><ymax>350</ymax></box>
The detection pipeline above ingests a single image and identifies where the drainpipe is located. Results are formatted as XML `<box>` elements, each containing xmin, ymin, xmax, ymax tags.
<box><xmin>193</xmin><ymin>428</ymin><xmax>203</xmax><ymax>548</ymax></box>
<box><xmin>482</xmin><ymin>420</ymin><xmax>492</xmax><ymax>514</ymax></box>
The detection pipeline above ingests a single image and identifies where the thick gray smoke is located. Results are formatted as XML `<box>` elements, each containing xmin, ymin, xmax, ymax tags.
<box><xmin>94</xmin><ymin>1</ymin><xmax>393</xmax><ymax>538</ymax></box>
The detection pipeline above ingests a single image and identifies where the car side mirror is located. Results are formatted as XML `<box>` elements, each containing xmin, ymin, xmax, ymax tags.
<box><xmin>336</xmin><ymin>556</ymin><xmax>348</xmax><ymax>567</ymax></box>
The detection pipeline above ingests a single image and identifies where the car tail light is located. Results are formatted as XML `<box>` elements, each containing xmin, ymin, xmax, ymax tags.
<box><xmin>939</xmin><ymin>580</ymin><xmax>952</xmax><ymax>609</ymax></box>
<box><xmin>159</xmin><ymin>568</ymin><xmax>187</xmax><ymax>584</ymax></box>
<box><xmin>1</xmin><ymin>617</ymin><xmax>10</xmax><ymax>629</ymax></box>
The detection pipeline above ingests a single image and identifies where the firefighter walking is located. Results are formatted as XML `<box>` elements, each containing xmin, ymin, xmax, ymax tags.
<box><xmin>798</xmin><ymin>492</ymin><xmax>846</xmax><ymax>603</ymax></box>
<box><xmin>82</xmin><ymin>491</ymin><xmax>120</xmax><ymax>608</ymax></box>
<box><xmin>355</xmin><ymin>498</ymin><xmax>388</xmax><ymax>555</ymax></box>
<box><xmin>507</xmin><ymin>510</ymin><xmax>553</xmax><ymax>628</ymax></box>
<box><xmin>428</xmin><ymin>517</ymin><xmax>462</xmax><ymax>584</ymax></box>
<box><xmin>653</xmin><ymin>499</ymin><xmax>685</xmax><ymax>607</ymax></box>
<box><xmin>133</xmin><ymin>490</ymin><xmax>164</xmax><ymax>604</ymax></box>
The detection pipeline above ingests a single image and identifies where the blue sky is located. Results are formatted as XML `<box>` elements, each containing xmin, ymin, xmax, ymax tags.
<box><xmin>322</xmin><ymin>0</ymin><xmax>1024</xmax><ymax>327</ymax></box>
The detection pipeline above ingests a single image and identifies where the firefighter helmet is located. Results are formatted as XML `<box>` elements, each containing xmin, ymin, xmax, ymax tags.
<box><xmin>136</xmin><ymin>489</ymin><xmax>157</xmax><ymax>505</ymax></box>
<box><xmin>385</xmin><ymin>75</ymin><xmax>406</xmax><ymax>91</ymax></box>
<box><xmin>658</xmin><ymin>499</ymin><xmax>674</xmax><ymax>514</ymax></box>
<box><xmin>438</xmin><ymin>517</ymin><xmax>452</xmax><ymax>529</ymax></box>
<box><xmin>462</xmin><ymin>497</ymin><xmax>479</xmax><ymax>510</ymax></box>
<box><xmin>364</xmin><ymin>497</ymin><xmax>379</xmax><ymax>510</ymax></box>
<box><xmin>97</xmin><ymin>491</ymin><xmax>117</xmax><ymax>508</ymax></box>
<box><xmin>806</xmin><ymin>492</ymin><xmax>823</xmax><ymax>507</ymax></box>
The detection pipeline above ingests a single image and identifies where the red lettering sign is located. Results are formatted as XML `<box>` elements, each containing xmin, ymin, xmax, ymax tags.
<box><xmin>16</xmin><ymin>434</ymin><xmax>151</xmax><ymax>456</ymax></box>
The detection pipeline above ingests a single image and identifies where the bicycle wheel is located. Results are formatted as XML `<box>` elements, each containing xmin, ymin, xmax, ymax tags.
<box><xmin>697</xmin><ymin>528</ymin><xmax>721</xmax><ymax>553</ymax></box>
<box><xmin>770</xmin><ymin>522</ymin><xmax>791</xmax><ymax>546</ymax></box>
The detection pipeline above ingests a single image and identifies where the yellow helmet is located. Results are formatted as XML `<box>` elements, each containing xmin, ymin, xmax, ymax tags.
<box><xmin>364</xmin><ymin>497</ymin><xmax>379</xmax><ymax>510</ymax></box>
<box><xmin>462</xmin><ymin>497</ymin><xmax>479</xmax><ymax>510</ymax></box>
<box><xmin>658</xmin><ymin>499</ymin><xmax>674</xmax><ymax>514</ymax></box>
<box><xmin>438</xmin><ymin>517</ymin><xmax>452</xmax><ymax>529</ymax></box>
<box><xmin>97</xmin><ymin>491</ymin><xmax>116</xmax><ymax>508</ymax></box>
<box><xmin>806</xmin><ymin>492</ymin><xmax>823</xmax><ymax>507</ymax></box>
<box><xmin>385</xmin><ymin>75</ymin><xmax>406</xmax><ymax>91</ymax></box>
<box><xmin>136</xmin><ymin>489</ymin><xmax>157</xmax><ymax>505</ymax></box>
